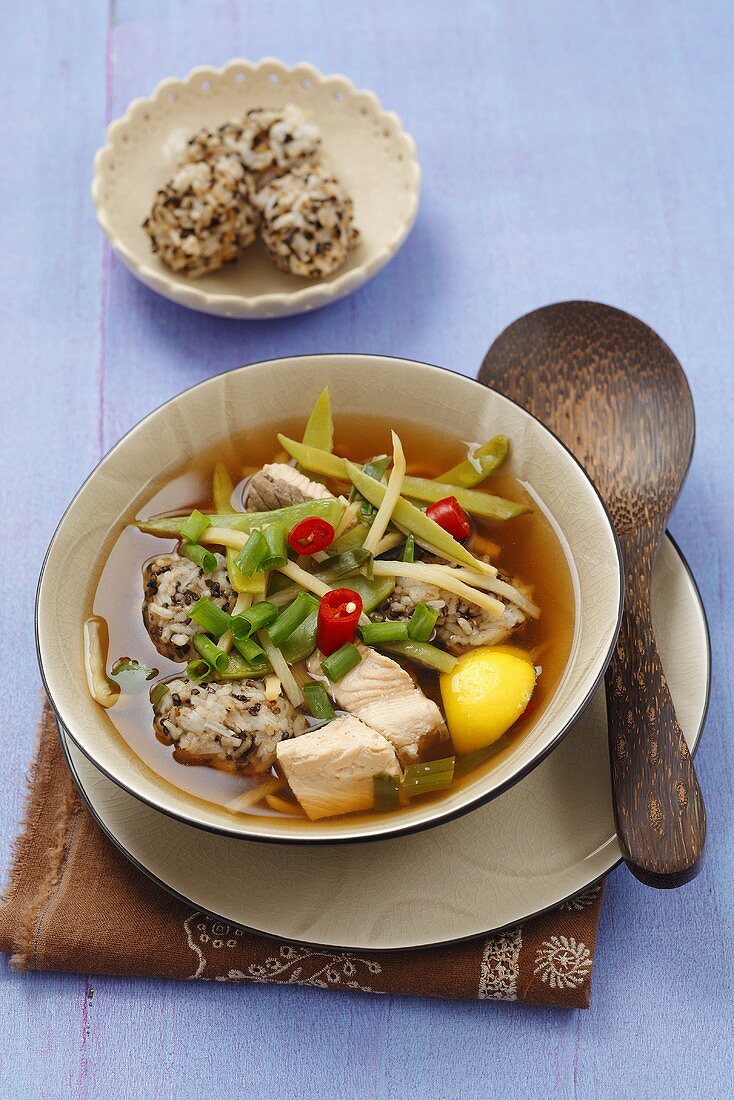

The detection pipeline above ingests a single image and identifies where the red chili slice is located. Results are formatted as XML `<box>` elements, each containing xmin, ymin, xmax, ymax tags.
<box><xmin>288</xmin><ymin>516</ymin><xmax>335</xmax><ymax>556</ymax></box>
<box><xmin>317</xmin><ymin>588</ymin><xmax>363</xmax><ymax>656</ymax></box>
<box><xmin>425</xmin><ymin>496</ymin><xmax>472</xmax><ymax>540</ymax></box>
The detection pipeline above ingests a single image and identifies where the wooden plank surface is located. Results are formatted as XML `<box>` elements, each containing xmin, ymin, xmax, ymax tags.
<box><xmin>0</xmin><ymin>1</ymin><xmax>732</xmax><ymax>1096</ymax></box>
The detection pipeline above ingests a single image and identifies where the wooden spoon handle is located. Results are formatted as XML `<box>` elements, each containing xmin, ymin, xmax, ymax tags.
<box><xmin>605</xmin><ymin>581</ymin><xmax>706</xmax><ymax>887</ymax></box>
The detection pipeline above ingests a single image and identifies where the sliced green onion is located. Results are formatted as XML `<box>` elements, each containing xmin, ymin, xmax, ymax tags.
<box><xmin>381</xmin><ymin>640</ymin><xmax>458</xmax><ymax>674</ymax></box>
<box><xmin>234</xmin><ymin>529</ymin><xmax>268</xmax><ymax>577</ymax></box>
<box><xmin>193</xmin><ymin>634</ymin><xmax>230</xmax><ymax>673</ymax></box>
<box><xmin>452</xmin><ymin>746</ymin><xmax>497</xmax><ymax>778</ymax></box>
<box><xmin>186</xmin><ymin>657</ymin><xmax>212</xmax><ymax>682</ymax></box>
<box><xmin>212</xmin><ymin>463</ymin><xmax>235</xmax><ymax>512</ymax></box>
<box><xmin>302</xmin><ymin>387</ymin><xmax>334</xmax><ymax>452</ymax></box>
<box><xmin>321</xmin><ymin>642</ymin><xmax>362</xmax><ymax>682</ymax></box>
<box><xmin>149</xmin><ymin>681</ymin><xmax>169</xmax><ymax>706</ymax></box>
<box><xmin>407</xmin><ymin>602</ymin><xmax>439</xmax><ymax>642</ymax></box>
<box><xmin>303</xmin><ymin>682</ymin><xmax>336</xmax><ymax>721</ymax></box>
<box><xmin>402</xmin><ymin>534</ymin><xmax>415</xmax><ymax>563</ymax></box>
<box><xmin>189</xmin><ymin>597</ymin><xmax>232</xmax><ymax>637</ymax></box>
<box><xmin>437</xmin><ymin>436</ymin><xmax>509</xmax><ymax>488</ymax></box>
<box><xmin>110</xmin><ymin>657</ymin><xmax>159</xmax><ymax>681</ymax></box>
<box><xmin>261</xmin><ymin>522</ymin><xmax>288</xmax><ymax>571</ymax></box>
<box><xmin>269</xmin><ymin>592</ymin><xmax>319</xmax><ymax>648</ymax></box>
<box><xmin>237</xmin><ymin>600</ymin><xmax>279</xmax><ymax>636</ymax></box>
<box><xmin>233</xmin><ymin>634</ymin><xmax>268</xmax><ymax>666</ymax></box>
<box><xmin>217</xmin><ymin>651</ymin><xmax>270</xmax><ymax>681</ymax></box>
<box><xmin>402</xmin><ymin>756</ymin><xmax>455</xmax><ymax>798</ymax></box>
<box><xmin>360</xmin><ymin>621</ymin><xmax>410</xmax><ymax>645</ymax></box>
<box><xmin>280</xmin><ymin>606</ymin><xmax>320</xmax><ymax>663</ymax></box>
<box><xmin>180</xmin><ymin>508</ymin><xmax>211</xmax><ymax>544</ymax></box>
<box><xmin>373</xmin><ymin>773</ymin><xmax>401</xmax><ymax>812</ymax></box>
<box><xmin>181</xmin><ymin>541</ymin><xmax>218</xmax><ymax>574</ymax></box>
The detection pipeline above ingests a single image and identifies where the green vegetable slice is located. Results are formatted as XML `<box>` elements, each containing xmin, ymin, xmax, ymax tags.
<box><xmin>110</xmin><ymin>657</ymin><xmax>159</xmax><ymax>681</ymax></box>
<box><xmin>269</xmin><ymin>592</ymin><xmax>319</xmax><ymax>648</ymax></box>
<box><xmin>302</xmin><ymin>388</ymin><xmax>334</xmax><ymax>453</ymax></box>
<box><xmin>279</xmin><ymin>606</ymin><xmax>320</xmax><ymax>664</ymax></box>
<box><xmin>437</xmin><ymin>436</ymin><xmax>509</xmax><ymax>488</ymax></box>
<box><xmin>136</xmin><ymin>497</ymin><xmax>345</xmax><ymax>538</ymax></box>
<box><xmin>212</xmin><ymin>463</ymin><xmax>236</xmax><ymax>512</ymax></box>
<box><xmin>401</xmin><ymin>757</ymin><xmax>455</xmax><ymax>798</ymax></box>
<box><xmin>380</xmin><ymin>640</ymin><xmax>457</xmax><ymax>674</ymax></box>
<box><xmin>303</xmin><ymin>682</ymin><xmax>336</xmax><ymax>721</ymax></box>
<box><xmin>234</xmin><ymin>529</ymin><xmax>269</xmax><ymax>577</ymax></box>
<box><xmin>402</xmin><ymin>475</ymin><xmax>529</xmax><ymax>521</ymax></box>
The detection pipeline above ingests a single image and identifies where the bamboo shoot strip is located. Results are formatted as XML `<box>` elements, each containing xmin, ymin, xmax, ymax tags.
<box><xmin>363</xmin><ymin>432</ymin><xmax>406</xmax><ymax>554</ymax></box>
<box><xmin>212</xmin><ymin>463</ymin><xmax>236</xmax><ymax>512</ymax></box>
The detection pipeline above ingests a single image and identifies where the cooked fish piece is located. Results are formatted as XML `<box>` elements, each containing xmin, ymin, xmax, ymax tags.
<box><xmin>307</xmin><ymin>645</ymin><xmax>448</xmax><ymax>765</ymax></box>
<box><xmin>276</xmin><ymin>715</ymin><xmax>401</xmax><ymax>820</ymax></box>
<box><xmin>246</xmin><ymin>462</ymin><xmax>335</xmax><ymax>512</ymax></box>
<box><xmin>374</xmin><ymin>564</ymin><xmax>528</xmax><ymax>655</ymax></box>
<box><xmin>153</xmin><ymin>677</ymin><xmax>308</xmax><ymax>774</ymax></box>
<box><xmin>143</xmin><ymin>552</ymin><xmax>235</xmax><ymax>662</ymax></box>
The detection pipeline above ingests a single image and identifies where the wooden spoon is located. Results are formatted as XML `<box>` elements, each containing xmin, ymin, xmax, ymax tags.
<box><xmin>479</xmin><ymin>301</ymin><xmax>706</xmax><ymax>888</ymax></box>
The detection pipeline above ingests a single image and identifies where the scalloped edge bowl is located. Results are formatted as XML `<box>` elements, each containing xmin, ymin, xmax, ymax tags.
<box><xmin>92</xmin><ymin>59</ymin><xmax>421</xmax><ymax>318</ymax></box>
<box><xmin>36</xmin><ymin>355</ymin><xmax>623</xmax><ymax>844</ymax></box>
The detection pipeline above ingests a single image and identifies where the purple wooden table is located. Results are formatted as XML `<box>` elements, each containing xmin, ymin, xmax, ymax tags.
<box><xmin>1</xmin><ymin>2</ymin><xmax>732</xmax><ymax>1096</ymax></box>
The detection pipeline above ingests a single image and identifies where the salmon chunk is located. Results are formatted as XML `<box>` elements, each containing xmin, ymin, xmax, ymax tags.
<box><xmin>276</xmin><ymin>715</ymin><xmax>401</xmax><ymax>820</ymax></box>
<box><xmin>307</xmin><ymin>645</ymin><xmax>449</xmax><ymax>765</ymax></box>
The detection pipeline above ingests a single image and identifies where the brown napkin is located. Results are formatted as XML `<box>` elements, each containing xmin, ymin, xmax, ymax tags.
<box><xmin>1</xmin><ymin>704</ymin><xmax>604</xmax><ymax>1006</ymax></box>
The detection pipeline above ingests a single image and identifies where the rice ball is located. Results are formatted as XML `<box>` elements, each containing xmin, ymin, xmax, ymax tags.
<box><xmin>186</xmin><ymin>105</ymin><xmax>321</xmax><ymax>186</ymax></box>
<box><xmin>143</xmin><ymin>156</ymin><xmax>259</xmax><ymax>277</ymax></box>
<box><xmin>256</xmin><ymin>163</ymin><xmax>359</xmax><ymax>278</ymax></box>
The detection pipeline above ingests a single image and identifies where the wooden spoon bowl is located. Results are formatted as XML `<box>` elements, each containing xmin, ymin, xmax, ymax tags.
<box><xmin>480</xmin><ymin>301</ymin><xmax>706</xmax><ymax>888</ymax></box>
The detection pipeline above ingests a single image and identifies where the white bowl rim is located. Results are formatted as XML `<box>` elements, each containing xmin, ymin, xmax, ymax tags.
<box><xmin>91</xmin><ymin>58</ymin><xmax>421</xmax><ymax>318</ymax></box>
<box><xmin>36</xmin><ymin>355</ymin><xmax>624</xmax><ymax>844</ymax></box>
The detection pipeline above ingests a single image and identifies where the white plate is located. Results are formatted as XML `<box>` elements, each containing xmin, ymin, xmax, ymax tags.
<box><xmin>92</xmin><ymin>59</ymin><xmax>420</xmax><ymax>318</ymax></box>
<box><xmin>58</xmin><ymin>535</ymin><xmax>709</xmax><ymax>951</ymax></box>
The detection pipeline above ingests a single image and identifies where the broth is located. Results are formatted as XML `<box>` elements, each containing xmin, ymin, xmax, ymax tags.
<box><xmin>93</xmin><ymin>415</ymin><xmax>577</xmax><ymax>821</ymax></box>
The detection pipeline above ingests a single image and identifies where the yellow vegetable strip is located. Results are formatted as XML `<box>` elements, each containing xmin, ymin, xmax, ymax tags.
<box><xmin>266</xmin><ymin>793</ymin><xmax>306</xmax><ymax>816</ymax></box>
<box><xmin>370</xmin><ymin>561</ymin><xmax>505</xmax><ymax>617</ymax></box>
<box><xmin>363</xmin><ymin>431</ymin><xmax>406</xmax><ymax>556</ymax></box>
<box><xmin>212</xmin><ymin>462</ymin><xmax>235</xmax><ymax>512</ymax></box>
<box><xmin>200</xmin><ymin>527</ymin><xmax>248</xmax><ymax>551</ymax></box>
<box><xmin>448</xmin><ymin>568</ymin><xmax>541</xmax><ymax>618</ymax></box>
<box><xmin>265</xmin><ymin>673</ymin><xmax>282</xmax><ymax>701</ymax></box>
<box><xmin>83</xmin><ymin>618</ymin><xmax>120</xmax><ymax>709</ymax></box>
<box><xmin>333</xmin><ymin>497</ymin><xmax>360</xmax><ymax>541</ymax></box>
<box><xmin>277</xmin><ymin>560</ymin><xmax>331</xmax><ymax>599</ymax></box>
<box><xmin>372</xmin><ymin>531</ymin><xmax>405</xmax><ymax>556</ymax></box>
<box><xmin>224</xmin><ymin>777</ymin><xmax>284</xmax><ymax>813</ymax></box>
<box><xmin>257</xmin><ymin>630</ymin><xmax>304</xmax><ymax>708</ymax></box>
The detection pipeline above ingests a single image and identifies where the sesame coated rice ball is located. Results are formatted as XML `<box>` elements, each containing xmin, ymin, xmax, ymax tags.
<box><xmin>256</xmin><ymin>163</ymin><xmax>359</xmax><ymax>278</ymax></box>
<box><xmin>142</xmin><ymin>156</ymin><xmax>259</xmax><ymax>277</ymax></box>
<box><xmin>186</xmin><ymin>104</ymin><xmax>321</xmax><ymax>187</ymax></box>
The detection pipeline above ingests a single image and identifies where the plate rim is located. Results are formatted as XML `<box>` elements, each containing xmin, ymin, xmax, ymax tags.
<box><xmin>36</xmin><ymin>354</ymin><xmax>624</xmax><ymax>846</ymax></box>
<box><xmin>55</xmin><ymin>532</ymin><xmax>709</xmax><ymax>954</ymax></box>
